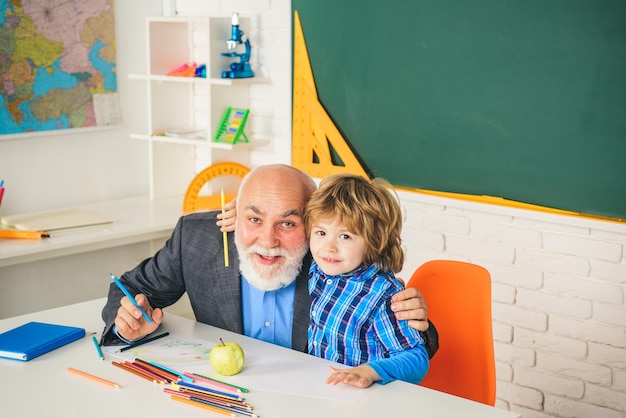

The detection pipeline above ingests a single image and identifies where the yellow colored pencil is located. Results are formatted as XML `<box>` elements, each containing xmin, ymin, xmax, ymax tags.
<box><xmin>0</xmin><ymin>230</ymin><xmax>50</xmax><ymax>239</ymax></box>
<box><xmin>221</xmin><ymin>189</ymin><xmax>229</xmax><ymax>267</ymax></box>
<box><xmin>67</xmin><ymin>367</ymin><xmax>121</xmax><ymax>389</ymax></box>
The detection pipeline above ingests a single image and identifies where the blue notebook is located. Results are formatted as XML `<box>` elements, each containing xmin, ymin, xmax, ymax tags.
<box><xmin>0</xmin><ymin>322</ymin><xmax>85</xmax><ymax>361</ymax></box>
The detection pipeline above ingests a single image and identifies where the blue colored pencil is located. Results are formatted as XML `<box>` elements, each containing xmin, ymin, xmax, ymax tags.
<box><xmin>174</xmin><ymin>381</ymin><xmax>244</xmax><ymax>401</ymax></box>
<box><xmin>92</xmin><ymin>335</ymin><xmax>104</xmax><ymax>360</ymax></box>
<box><xmin>109</xmin><ymin>273</ymin><xmax>152</xmax><ymax>323</ymax></box>
<box><xmin>146</xmin><ymin>359</ymin><xmax>193</xmax><ymax>383</ymax></box>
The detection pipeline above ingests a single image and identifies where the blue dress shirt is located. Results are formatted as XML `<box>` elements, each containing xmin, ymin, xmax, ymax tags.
<box><xmin>241</xmin><ymin>275</ymin><xmax>296</xmax><ymax>349</ymax></box>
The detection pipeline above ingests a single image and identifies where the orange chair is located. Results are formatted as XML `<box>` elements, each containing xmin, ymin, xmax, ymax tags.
<box><xmin>407</xmin><ymin>260</ymin><xmax>496</xmax><ymax>406</ymax></box>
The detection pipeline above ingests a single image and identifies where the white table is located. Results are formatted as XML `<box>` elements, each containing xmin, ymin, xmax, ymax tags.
<box><xmin>0</xmin><ymin>195</ymin><xmax>182</xmax><ymax>268</ymax></box>
<box><xmin>0</xmin><ymin>298</ymin><xmax>521</xmax><ymax>418</ymax></box>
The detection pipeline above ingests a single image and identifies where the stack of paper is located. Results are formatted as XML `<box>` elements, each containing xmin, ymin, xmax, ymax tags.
<box><xmin>1</xmin><ymin>208</ymin><xmax>114</xmax><ymax>233</ymax></box>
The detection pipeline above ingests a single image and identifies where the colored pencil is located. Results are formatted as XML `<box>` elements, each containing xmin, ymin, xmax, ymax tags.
<box><xmin>109</xmin><ymin>273</ymin><xmax>153</xmax><ymax>323</ymax></box>
<box><xmin>165</xmin><ymin>387</ymin><xmax>245</xmax><ymax>404</ymax></box>
<box><xmin>166</xmin><ymin>389</ymin><xmax>257</xmax><ymax>417</ymax></box>
<box><xmin>123</xmin><ymin>361</ymin><xmax>168</xmax><ymax>383</ymax></box>
<box><xmin>111</xmin><ymin>361</ymin><xmax>158</xmax><ymax>383</ymax></box>
<box><xmin>146</xmin><ymin>359</ymin><xmax>193</xmax><ymax>382</ymax></box>
<box><xmin>191</xmin><ymin>372</ymin><xmax>249</xmax><ymax>393</ymax></box>
<box><xmin>0</xmin><ymin>230</ymin><xmax>50</xmax><ymax>239</ymax></box>
<box><xmin>221</xmin><ymin>189</ymin><xmax>229</xmax><ymax>267</ymax></box>
<box><xmin>67</xmin><ymin>367</ymin><xmax>121</xmax><ymax>389</ymax></box>
<box><xmin>174</xmin><ymin>381</ymin><xmax>244</xmax><ymax>401</ymax></box>
<box><xmin>170</xmin><ymin>394</ymin><xmax>237</xmax><ymax>416</ymax></box>
<box><xmin>92</xmin><ymin>335</ymin><xmax>104</xmax><ymax>360</ymax></box>
<box><xmin>165</xmin><ymin>387</ymin><xmax>253</xmax><ymax>412</ymax></box>
<box><xmin>185</xmin><ymin>372</ymin><xmax>241</xmax><ymax>393</ymax></box>
<box><xmin>132</xmin><ymin>358</ymin><xmax>178</xmax><ymax>382</ymax></box>
<box><xmin>116</xmin><ymin>331</ymin><xmax>169</xmax><ymax>353</ymax></box>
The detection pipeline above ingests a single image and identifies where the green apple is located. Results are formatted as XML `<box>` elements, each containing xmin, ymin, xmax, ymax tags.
<box><xmin>209</xmin><ymin>339</ymin><xmax>245</xmax><ymax>376</ymax></box>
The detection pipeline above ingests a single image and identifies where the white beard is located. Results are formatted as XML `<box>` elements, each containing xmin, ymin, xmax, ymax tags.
<box><xmin>235</xmin><ymin>241</ymin><xmax>307</xmax><ymax>291</ymax></box>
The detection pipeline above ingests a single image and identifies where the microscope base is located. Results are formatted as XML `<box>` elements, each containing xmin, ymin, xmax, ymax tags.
<box><xmin>221</xmin><ymin>70</ymin><xmax>254</xmax><ymax>79</ymax></box>
<box><xmin>221</xmin><ymin>63</ymin><xmax>254</xmax><ymax>79</ymax></box>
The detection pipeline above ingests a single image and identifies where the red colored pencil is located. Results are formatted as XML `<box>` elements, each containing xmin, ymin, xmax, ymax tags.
<box><xmin>123</xmin><ymin>361</ymin><xmax>167</xmax><ymax>383</ymax></box>
<box><xmin>133</xmin><ymin>358</ymin><xmax>180</xmax><ymax>382</ymax></box>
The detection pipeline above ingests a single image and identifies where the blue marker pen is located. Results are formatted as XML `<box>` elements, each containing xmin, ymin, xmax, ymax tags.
<box><xmin>109</xmin><ymin>273</ymin><xmax>153</xmax><ymax>323</ymax></box>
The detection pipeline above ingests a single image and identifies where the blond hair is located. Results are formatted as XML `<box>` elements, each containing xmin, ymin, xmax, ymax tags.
<box><xmin>304</xmin><ymin>173</ymin><xmax>404</xmax><ymax>273</ymax></box>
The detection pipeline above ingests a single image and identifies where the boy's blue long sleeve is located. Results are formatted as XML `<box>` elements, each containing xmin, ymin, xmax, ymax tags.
<box><xmin>368</xmin><ymin>344</ymin><xmax>430</xmax><ymax>385</ymax></box>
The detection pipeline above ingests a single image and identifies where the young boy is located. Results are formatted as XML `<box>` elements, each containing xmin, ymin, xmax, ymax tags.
<box><xmin>304</xmin><ymin>173</ymin><xmax>429</xmax><ymax>388</ymax></box>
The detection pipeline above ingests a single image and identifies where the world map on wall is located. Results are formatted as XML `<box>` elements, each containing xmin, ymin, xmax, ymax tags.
<box><xmin>0</xmin><ymin>0</ymin><xmax>117</xmax><ymax>135</ymax></box>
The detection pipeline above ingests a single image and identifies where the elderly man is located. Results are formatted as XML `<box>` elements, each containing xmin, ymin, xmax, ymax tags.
<box><xmin>101</xmin><ymin>165</ymin><xmax>437</xmax><ymax>357</ymax></box>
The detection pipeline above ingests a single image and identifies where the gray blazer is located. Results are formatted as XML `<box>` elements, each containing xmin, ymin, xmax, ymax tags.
<box><xmin>101</xmin><ymin>211</ymin><xmax>311</xmax><ymax>352</ymax></box>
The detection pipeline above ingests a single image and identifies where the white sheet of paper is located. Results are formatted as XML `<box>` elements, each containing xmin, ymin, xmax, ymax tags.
<box><xmin>103</xmin><ymin>333</ymin><xmax>368</xmax><ymax>403</ymax></box>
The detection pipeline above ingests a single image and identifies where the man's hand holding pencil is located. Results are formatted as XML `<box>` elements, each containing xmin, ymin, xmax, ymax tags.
<box><xmin>115</xmin><ymin>292</ymin><xmax>163</xmax><ymax>342</ymax></box>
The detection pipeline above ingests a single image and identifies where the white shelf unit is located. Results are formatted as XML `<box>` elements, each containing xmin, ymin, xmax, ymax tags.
<box><xmin>129</xmin><ymin>16</ymin><xmax>269</xmax><ymax>200</ymax></box>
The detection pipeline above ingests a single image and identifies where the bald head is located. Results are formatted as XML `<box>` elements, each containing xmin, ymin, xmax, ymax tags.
<box><xmin>237</xmin><ymin>164</ymin><xmax>317</xmax><ymax>210</ymax></box>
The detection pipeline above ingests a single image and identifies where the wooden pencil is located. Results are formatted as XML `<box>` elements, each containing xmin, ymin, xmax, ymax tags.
<box><xmin>147</xmin><ymin>359</ymin><xmax>193</xmax><ymax>382</ymax></box>
<box><xmin>115</xmin><ymin>331</ymin><xmax>169</xmax><ymax>353</ymax></box>
<box><xmin>191</xmin><ymin>372</ymin><xmax>249</xmax><ymax>393</ymax></box>
<box><xmin>164</xmin><ymin>387</ymin><xmax>242</xmax><ymax>407</ymax></box>
<box><xmin>67</xmin><ymin>367</ymin><xmax>121</xmax><ymax>389</ymax></box>
<box><xmin>221</xmin><ymin>189</ymin><xmax>230</xmax><ymax>267</ymax></box>
<box><xmin>165</xmin><ymin>388</ymin><xmax>255</xmax><ymax>416</ymax></box>
<box><xmin>133</xmin><ymin>358</ymin><xmax>179</xmax><ymax>382</ymax></box>
<box><xmin>111</xmin><ymin>361</ymin><xmax>157</xmax><ymax>383</ymax></box>
<box><xmin>185</xmin><ymin>372</ymin><xmax>241</xmax><ymax>393</ymax></box>
<box><xmin>174</xmin><ymin>381</ymin><xmax>243</xmax><ymax>401</ymax></box>
<box><xmin>123</xmin><ymin>361</ymin><xmax>168</xmax><ymax>383</ymax></box>
<box><xmin>0</xmin><ymin>230</ymin><xmax>50</xmax><ymax>239</ymax></box>
<box><xmin>171</xmin><ymin>394</ymin><xmax>237</xmax><ymax>416</ymax></box>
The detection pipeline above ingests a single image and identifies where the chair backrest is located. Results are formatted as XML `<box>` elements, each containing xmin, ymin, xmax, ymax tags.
<box><xmin>407</xmin><ymin>260</ymin><xmax>496</xmax><ymax>406</ymax></box>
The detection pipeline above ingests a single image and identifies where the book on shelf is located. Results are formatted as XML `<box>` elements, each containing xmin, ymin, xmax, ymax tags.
<box><xmin>162</xmin><ymin>129</ymin><xmax>207</xmax><ymax>139</ymax></box>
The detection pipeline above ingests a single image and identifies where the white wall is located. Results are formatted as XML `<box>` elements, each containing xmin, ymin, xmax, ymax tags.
<box><xmin>1</xmin><ymin>1</ymin><xmax>625</xmax><ymax>417</ymax></box>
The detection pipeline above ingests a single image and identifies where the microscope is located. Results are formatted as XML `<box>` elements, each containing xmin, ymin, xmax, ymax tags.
<box><xmin>221</xmin><ymin>12</ymin><xmax>254</xmax><ymax>79</ymax></box>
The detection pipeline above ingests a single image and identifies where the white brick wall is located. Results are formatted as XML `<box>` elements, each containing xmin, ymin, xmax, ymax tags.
<box><xmin>398</xmin><ymin>189</ymin><xmax>626</xmax><ymax>417</ymax></box>
<box><xmin>175</xmin><ymin>1</ymin><xmax>626</xmax><ymax>416</ymax></box>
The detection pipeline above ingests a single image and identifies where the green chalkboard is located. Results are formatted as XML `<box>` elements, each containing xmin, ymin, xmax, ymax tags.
<box><xmin>292</xmin><ymin>0</ymin><xmax>626</xmax><ymax>220</ymax></box>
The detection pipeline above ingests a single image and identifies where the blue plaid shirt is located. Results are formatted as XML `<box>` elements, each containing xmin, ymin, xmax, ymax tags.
<box><xmin>308</xmin><ymin>261</ymin><xmax>429</xmax><ymax>384</ymax></box>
